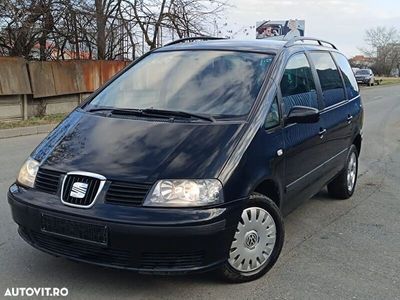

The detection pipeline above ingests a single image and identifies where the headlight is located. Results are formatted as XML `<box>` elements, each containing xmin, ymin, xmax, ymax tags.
<box><xmin>17</xmin><ymin>157</ymin><xmax>40</xmax><ymax>188</ymax></box>
<box><xmin>144</xmin><ymin>179</ymin><xmax>224</xmax><ymax>207</ymax></box>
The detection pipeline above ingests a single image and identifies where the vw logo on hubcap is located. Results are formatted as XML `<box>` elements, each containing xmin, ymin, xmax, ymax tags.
<box><xmin>244</xmin><ymin>231</ymin><xmax>259</xmax><ymax>249</ymax></box>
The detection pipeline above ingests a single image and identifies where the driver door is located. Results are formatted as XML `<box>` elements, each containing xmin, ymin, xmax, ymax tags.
<box><xmin>279</xmin><ymin>53</ymin><xmax>325</xmax><ymax>212</ymax></box>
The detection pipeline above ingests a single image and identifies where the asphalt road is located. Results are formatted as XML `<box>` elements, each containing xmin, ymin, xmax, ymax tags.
<box><xmin>1</xmin><ymin>85</ymin><xmax>399</xmax><ymax>300</ymax></box>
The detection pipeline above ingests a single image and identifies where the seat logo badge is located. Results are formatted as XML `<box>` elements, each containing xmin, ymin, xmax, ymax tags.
<box><xmin>70</xmin><ymin>182</ymin><xmax>88</xmax><ymax>199</ymax></box>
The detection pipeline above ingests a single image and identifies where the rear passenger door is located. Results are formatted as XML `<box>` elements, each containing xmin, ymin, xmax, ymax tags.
<box><xmin>308</xmin><ymin>51</ymin><xmax>352</xmax><ymax>180</ymax></box>
<box><xmin>331</xmin><ymin>52</ymin><xmax>361</xmax><ymax>137</ymax></box>
<box><xmin>280</xmin><ymin>52</ymin><xmax>325</xmax><ymax>210</ymax></box>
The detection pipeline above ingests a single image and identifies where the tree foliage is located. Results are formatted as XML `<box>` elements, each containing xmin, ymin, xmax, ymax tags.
<box><xmin>0</xmin><ymin>0</ymin><xmax>227</xmax><ymax>60</ymax></box>
<box><xmin>360</xmin><ymin>26</ymin><xmax>400</xmax><ymax>76</ymax></box>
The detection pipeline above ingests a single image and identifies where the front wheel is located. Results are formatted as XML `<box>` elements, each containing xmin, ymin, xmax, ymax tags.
<box><xmin>327</xmin><ymin>145</ymin><xmax>358</xmax><ymax>199</ymax></box>
<box><xmin>219</xmin><ymin>193</ymin><xmax>284</xmax><ymax>283</ymax></box>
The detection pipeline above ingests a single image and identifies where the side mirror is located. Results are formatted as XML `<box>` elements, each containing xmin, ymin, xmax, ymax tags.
<box><xmin>285</xmin><ymin>106</ymin><xmax>320</xmax><ymax>125</ymax></box>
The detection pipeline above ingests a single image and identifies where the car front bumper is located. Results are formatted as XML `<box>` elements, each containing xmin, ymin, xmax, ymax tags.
<box><xmin>8</xmin><ymin>184</ymin><xmax>244</xmax><ymax>274</ymax></box>
<box><xmin>356</xmin><ymin>78</ymin><xmax>371</xmax><ymax>84</ymax></box>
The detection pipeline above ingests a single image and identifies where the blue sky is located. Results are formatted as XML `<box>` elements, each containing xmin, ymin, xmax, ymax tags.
<box><xmin>225</xmin><ymin>0</ymin><xmax>400</xmax><ymax>57</ymax></box>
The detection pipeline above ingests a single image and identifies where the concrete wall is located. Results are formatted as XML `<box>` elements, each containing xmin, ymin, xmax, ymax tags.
<box><xmin>26</xmin><ymin>93</ymin><xmax>92</xmax><ymax>118</ymax></box>
<box><xmin>0</xmin><ymin>95</ymin><xmax>23</xmax><ymax>120</ymax></box>
<box><xmin>0</xmin><ymin>58</ymin><xmax>129</xmax><ymax>121</ymax></box>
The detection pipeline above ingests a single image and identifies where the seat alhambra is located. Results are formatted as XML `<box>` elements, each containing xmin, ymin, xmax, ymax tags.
<box><xmin>8</xmin><ymin>37</ymin><xmax>363</xmax><ymax>282</ymax></box>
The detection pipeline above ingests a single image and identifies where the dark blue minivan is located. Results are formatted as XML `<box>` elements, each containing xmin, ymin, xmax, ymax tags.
<box><xmin>8</xmin><ymin>37</ymin><xmax>363</xmax><ymax>282</ymax></box>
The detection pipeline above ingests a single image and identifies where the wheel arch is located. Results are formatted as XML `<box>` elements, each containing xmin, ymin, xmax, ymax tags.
<box><xmin>353</xmin><ymin>133</ymin><xmax>362</xmax><ymax>155</ymax></box>
<box><xmin>252</xmin><ymin>178</ymin><xmax>282</xmax><ymax>209</ymax></box>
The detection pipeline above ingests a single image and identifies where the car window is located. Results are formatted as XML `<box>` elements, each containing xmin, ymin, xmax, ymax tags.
<box><xmin>88</xmin><ymin>51</ymin><xmax>274</xmax><ymax>118</ymax></box>
<box><xmin>280</xmin><ymin>53</ymin><xmax>318</xmax><ymax>115</ymax></box>
<box><xmin>265</xmin><ymin>97</ymin><xmax>280</xmax><ymax>129</ymax></box>
<box><xmin>309</xmin><ymin>52</ymin><xmax>346</xmax><ymax>107</ymax></box>
<box><xmin>356</xmin><ymin>69</ymin><xmax>370</xmax><ymax>75</ymax></box>
<box><xmin>332</xmin><ymin>52</ymin><xmax>359</xmax><ymax>99</ymax></box>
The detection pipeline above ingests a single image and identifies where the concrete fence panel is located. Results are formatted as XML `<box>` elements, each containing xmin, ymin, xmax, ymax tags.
<box><xmin>0</xmin><ymin>58</ymin><xmax>129</xmax><ymax>120</ymax></box>
<box><xmin>28</xmin><ymin>61</ymin><xmax>57</xmax><ymax>98</ymax></box>
<box><xmin>99</xmin><ymin>60</ymin><xmax>129</xmax><ymax>85</ymax></box>
<box><xmin>27</xmin><ymin>60</ymin><xmax>129</xmax><ymax>98</ymax></box>
<box><xmin>80</xmin><ymin>61</ymin><xmax>101</xmax><ymax>92</ymax></box>
<box><xmin>51</xmin><ymin>61</ymin><xmax>81</xmax><ymax>97</ymax></box>
<box><xmin>0</xmin><ymin>57</ymin><xmax>31</xmax><ymax>95</ymax></box>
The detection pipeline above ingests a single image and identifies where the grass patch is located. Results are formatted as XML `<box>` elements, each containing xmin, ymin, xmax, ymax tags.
<box><xmin>376</xmin><ymin>77</ymin><xmax>400</xmax><ymax>86</ymax></box>
<box><xmin>0</xmin><ymin>113</ymin><xmax>66</xmax><ymax>130</ymax></box>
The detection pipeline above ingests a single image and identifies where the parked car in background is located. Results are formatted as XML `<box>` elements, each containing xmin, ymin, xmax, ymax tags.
<box><xmin>8</xmin><ymin>37</ymin><xmax>363</xmax><ymax>283</ymax></box>
<box><xmin>355</xmin><ymin>68</ymin><xmax>375</xmax><ymax>86</ymax></box>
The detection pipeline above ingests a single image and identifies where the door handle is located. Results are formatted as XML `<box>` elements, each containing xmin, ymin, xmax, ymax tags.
<box><xmin>319</xmin><ymin>128</ymin><xmax>327</xmax><ymax>138</ymax></box>
<box><xmin>347</xmin><ymin>115</ymin><xmax>353</xmax><ymax>124</ymax></box>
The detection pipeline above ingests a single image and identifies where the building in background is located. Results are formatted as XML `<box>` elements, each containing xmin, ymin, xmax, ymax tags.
<box><xmin>256</xmin><ymin>20</ymin><xmax>305</xmax><ymax>40</ymax></box>
<box><xmin>349</xmin><ymin>55</ymin><xmax>374</xmax><ymax>68</ymax></box>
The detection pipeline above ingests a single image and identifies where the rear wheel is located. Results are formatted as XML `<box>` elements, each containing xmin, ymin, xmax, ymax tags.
<box><xmin>327</xmin><ymin>145</ymin><xmax>358</xmax><ymax>199</ymax></box>
<box><xmin>219</xmin><ymin>193</ymin><xmax>284</xmax><ymax>283</ymax></box>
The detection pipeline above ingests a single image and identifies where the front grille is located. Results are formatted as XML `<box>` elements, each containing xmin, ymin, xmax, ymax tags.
<box><xmin>20</xmin><ymin>228</ymin><xmax>205</xmax><ymax>270</ymax></box>
<box><xmin>62</xmin><ymin>174</ymin><xmax>102</xmax><ymax>207</ymax></box>
<box><xmin>140</xmin><ymin>251</ymin><xmax>205</xmax><ymax>269</ymax></box>
<box><xmin>35</xmin><ymin>168</ymin><xmax>63</xmax><ymax>194</ymax></box>
<box><xmin>41</xmin><ymin>214</ymin><xmax>108</xmax><ymax>245</ymax></box>
<box><xmin>106</xmin><ymin>181</ymin><xmax>151</xmax><ymax>205</ymax></box>
<box><xmin>22</xmin><ymin>229</ymin><xmax>130</xmax><ymax>266</ymax></box>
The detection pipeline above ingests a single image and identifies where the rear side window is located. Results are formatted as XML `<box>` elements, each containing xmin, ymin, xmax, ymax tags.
<box><xmin>280</xmin><ymin>53</ymin><xmax>318</xmax><ymax>115</ymax></box>
<box><xmin>332</xmin><ymin>52</ymin><xmax>359</xmax><ymax>99</ymax></box>
<box><xmin>309</xmin><ymin>52</ymin><xmax>345</xmax><ymax>107</ymax></box>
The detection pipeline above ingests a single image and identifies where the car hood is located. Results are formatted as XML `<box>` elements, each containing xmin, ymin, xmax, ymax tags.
<box><xmin>32</xmin><ymin>110</ymin><xmax>245</xmax><ymax>183</ymax></box>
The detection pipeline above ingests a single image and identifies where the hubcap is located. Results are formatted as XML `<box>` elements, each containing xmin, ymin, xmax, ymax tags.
<box><xmin>347</xmin><ymin>152</ymin><xmax>357</xmax><ymax>192</ymax></box>
<box><xmin>244</xmin><ymin>230</ymin><xmax>259</xmax><ymax>249</ymax></box>
<box><xmin>228</xmin><ymin>207</ymin><xmax>276</xmax><ymax>274</ymax></box>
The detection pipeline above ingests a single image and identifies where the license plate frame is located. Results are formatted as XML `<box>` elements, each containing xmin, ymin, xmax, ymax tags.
<box><xmin>41</xmin><ymin>214</ymin><xmax>108</xmax><ymax>246</ymax></box>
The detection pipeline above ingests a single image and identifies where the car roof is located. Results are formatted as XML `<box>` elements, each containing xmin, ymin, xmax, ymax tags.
<box><xmin>156</xmin><ymin>38</ymin><xmax>338</xmax><ymax>55</ymax></box>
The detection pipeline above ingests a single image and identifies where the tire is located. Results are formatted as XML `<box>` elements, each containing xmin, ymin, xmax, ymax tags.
<box><xmin>327</xmin><ymin>145</ymin><xmax>358</xmax><ymax>199</ymax></box>
<box><xmin>219</xmin><ymin>193</ymin><xmax>284</xmax><ymax>283</ymax></box>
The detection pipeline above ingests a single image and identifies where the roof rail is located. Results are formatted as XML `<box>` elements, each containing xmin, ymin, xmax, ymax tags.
<box><xmin>284</xmin><ymin>37</ymin><xmax>338</xmax><ymax>50</ymax></box>
<box><xmin>164</xmin><ymin>36</ymin><xmax>227</xmax><ymax>47</ymax></box>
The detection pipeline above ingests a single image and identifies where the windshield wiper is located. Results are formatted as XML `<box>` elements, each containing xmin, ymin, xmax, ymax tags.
<box><xmin>87</xmin><ymin>107</ymin><xmax>148</xmax><ymax>117</ymax></box>
<box><xmin>87</xmin><ymin>107</ymin><xmax>155</xmax><ymax>119</ymax></box>
<box><xmin>86</xmin><ymin>107</ymin><xmax>114</xmax><ymax>113</ymax></box>
<box><xmin>87</xmin><ymin>107</ymin><xmax>214</xmax><ymax>122</ymax></box>
<box><xmin>141</xmin><ymin>108</ymin><xmax>215</xmax><ymax>122</ymax></box>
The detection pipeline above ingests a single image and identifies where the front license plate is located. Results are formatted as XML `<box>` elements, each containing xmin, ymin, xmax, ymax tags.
<box><xmin>41</xmin><ymin>214</ymin><xmax>108</xmax><ymax>245</ymax></box>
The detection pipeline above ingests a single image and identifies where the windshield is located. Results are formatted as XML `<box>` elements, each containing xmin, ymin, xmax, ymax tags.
<box><xmin>356</xmin><ymin>69</ymin><xmax>370</xmax><ymax>75</ymax></box>
<box><xmin>87</xmin><ymin>50</ymin><xmax>274</xmax><ymax>117</ymax></box>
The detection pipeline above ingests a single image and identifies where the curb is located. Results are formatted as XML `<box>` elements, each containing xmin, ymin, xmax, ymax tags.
<box><xmin>0</xmin><ymin>124</ymin><xmax>56</xmax><ymax>139</ymax></box>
